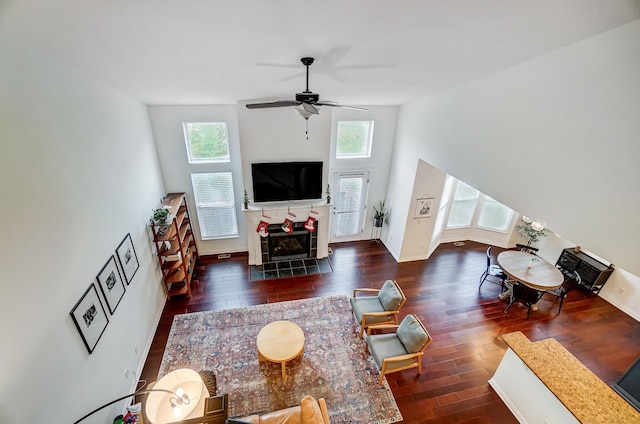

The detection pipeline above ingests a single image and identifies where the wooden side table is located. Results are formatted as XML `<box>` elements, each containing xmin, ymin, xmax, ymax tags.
<box><xmin>257</xmin><ymin>320</ymin><xmax>305</xmax><ymax>379</ymax></box>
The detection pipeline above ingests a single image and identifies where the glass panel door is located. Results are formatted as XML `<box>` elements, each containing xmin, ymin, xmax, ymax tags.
<box><xmin>330</xmin><ymin>172</ymin><xmax>368</xmax><ymax>243</ymax></box>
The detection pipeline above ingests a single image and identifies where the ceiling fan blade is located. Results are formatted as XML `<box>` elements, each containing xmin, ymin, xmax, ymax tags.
<box><xmin>246</xmin><ymin>100</ymin><xmax>300</xmax><ymax>109</ymax></box>
<box><xmin>316</xmin><ymin>101</ymin><xmax>367</xmax><ymax>111</ymax></box>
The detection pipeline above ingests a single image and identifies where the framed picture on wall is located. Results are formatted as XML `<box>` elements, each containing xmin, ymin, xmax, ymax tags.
<box><xmin>96</xmin><ymin>255</ymin><xmax>126</xmax><ymax>314</ymax></box>
<box><xmin>116</xmin><ymin>233</ymin><xmax>139</xmax><ymax>284</ymax></box>
<box><xmin>414</xmin><ymin>197</ymin><xmax>434</xmax><ymax>219</ymax></box>
<box><xmin>70</xmin><ymin>283</ymin><xmax>109</xmax><ymax>354</ymax></box>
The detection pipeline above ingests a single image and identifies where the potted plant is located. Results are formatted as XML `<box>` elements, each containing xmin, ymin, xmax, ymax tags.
<box><xmin>517</xmin><ymin>217</ymin><xmax>547</xmax><ymax>246</ymax></box>
<box><xmin>326</xmin><ymin>184</ymin><xmax>331</xmax><ymax>204</ymax></box>
<box><xmin>372</xmin><ymin>200</ymin><xmax>388</xmax><ymax>228</ymax></box>
<box><xmin>151</xmin><ymin>207</ymin><xmax>172</xmax><ymax>235</ymax></box>
<box><xmin>243</xmin><ymin>189</ymin><xmax>249</xmax><ymax>209</ymax></box>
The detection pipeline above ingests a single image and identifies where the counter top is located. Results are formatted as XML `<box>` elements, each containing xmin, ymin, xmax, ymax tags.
<box><xmin>502</xmin><ymin>331</ymin><xmax>640</xmax><ymax>423</ymax></box>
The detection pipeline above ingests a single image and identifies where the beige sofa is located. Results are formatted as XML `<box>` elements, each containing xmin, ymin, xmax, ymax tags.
<box><xmin>236</xmin><ymin>395</ymin><xmax>329</xmax><ymax>424</ymax></box>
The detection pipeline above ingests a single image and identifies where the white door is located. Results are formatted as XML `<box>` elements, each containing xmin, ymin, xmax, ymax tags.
<box><xmin>330</xmin><ymin>172</ymin><xmax>369</xmax><ymax>243</ymax></box>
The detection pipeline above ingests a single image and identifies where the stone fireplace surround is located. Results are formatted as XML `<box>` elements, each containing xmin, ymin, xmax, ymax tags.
<box><xmin>244</xmin><ymin>203</ymin><xmax>331</xmax><ymax>266</ymax></box>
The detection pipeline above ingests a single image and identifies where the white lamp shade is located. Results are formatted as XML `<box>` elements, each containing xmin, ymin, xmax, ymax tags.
<box><xmin>145</xmin><ymin>368</ymin><xmax>209</xmax><ymax>424</ymax></box>
<box><xmin>531</xmin><ymin>221</ymin><xmax>545</xmax><ymax>231</ymax></box>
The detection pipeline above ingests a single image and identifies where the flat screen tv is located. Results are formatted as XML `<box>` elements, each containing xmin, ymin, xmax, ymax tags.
<box><xmin>251</xmin><ymin>161</ymin><xmax>323</xmax><ymax>202</ymax></box>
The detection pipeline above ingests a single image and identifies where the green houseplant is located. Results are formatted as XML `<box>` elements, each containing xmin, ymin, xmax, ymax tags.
<box><xmin>151</xmin><ymin>207</ymin><xmax>172</xmax><ymax>235</ymax></box>
<box><xmin>517</xmin><ymin>217</ymin><xmax>547</xmax><ymax>246</ymax></box>
<box><xmin>372</xmin><ymin>200</ymin><xmax>388</xmax><ymax>228</ymax></box>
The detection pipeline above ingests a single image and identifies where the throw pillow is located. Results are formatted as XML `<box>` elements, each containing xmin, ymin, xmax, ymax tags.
<box><xmin>397</xmin><ymin>314</ymin><xmax>429</xmax><ymax>353</ymax></box>
<box><xmin>378</xmin><ymin>280</ymin><xmax>402</xmax><ymax>311</ymax></box>
<box><xmin>300</xmin><ymin>395</ymin><xmax>323</xmax><ymax>424</ymax></box>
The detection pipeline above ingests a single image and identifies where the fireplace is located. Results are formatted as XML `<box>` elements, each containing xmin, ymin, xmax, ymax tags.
<box><xmin>261</xmin><ymin>221</ymin><xmax>318</xmax><ymax>262</ymax></box>
<box><xmin>245</xmin><ymin>205</ymin><xmax>329</xmax><ymax>266</ymax></box>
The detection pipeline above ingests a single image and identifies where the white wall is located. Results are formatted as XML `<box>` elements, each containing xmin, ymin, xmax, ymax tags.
<box><xmin>0</xmin><ymin>38</ymin><xmax>166</xmax><ymax>423</ymax></box>
<box><xmin>148</xmin><ymin>103</ymin><xmax>398</xmax><ymax>255</ymax></box>
<box><xmin>391</xmin><ymin>19</ymin><xmax>640</xmax><ymax>277</ymax></box>
<box><xmin>238</xmin><ymin>101</ymin><xmax>332</xmax><ymax>201</ymax></box>
<box><xmin>396</xmin><ymin>160</ymin><xmax>447</xmax><ymax>261</ymax></box>
<box><xmin>148</xmin><ymin>105</ymin><xmax>246</xmax><ymax>255</ymax></box>
<box><xmin>329</xmin><ymin>107</ymin><xmax>399</xmax><ymax>241</ymax></box>
<box><xmin>388</xmin><ymin>20</ymin><xmax>640</xmax><ymax>313</ymax></box>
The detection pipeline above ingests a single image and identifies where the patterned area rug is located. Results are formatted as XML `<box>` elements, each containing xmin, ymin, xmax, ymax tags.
<box><xmin>158</xmin><ymin>295</ymin><xmax>403</xmax><ymax>423</ymax></box>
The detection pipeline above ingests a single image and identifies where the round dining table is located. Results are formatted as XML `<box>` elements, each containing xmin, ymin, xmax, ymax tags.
<box><xmin>497</xmin><ymin>250</ymin><xmax>564</xmax><ymax>291</ymax></box>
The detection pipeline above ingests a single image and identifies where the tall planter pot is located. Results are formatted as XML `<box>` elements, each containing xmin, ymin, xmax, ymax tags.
<box><xmin>373</xmin><ymin>217</ymin><xmax>384</xmax><ymax>228</ymax></box>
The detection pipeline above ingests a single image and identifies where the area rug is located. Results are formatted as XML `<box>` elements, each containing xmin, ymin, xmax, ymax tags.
<box><xmin>158</xmin><ymin>295</ymin><xmax>403</xmax><ymax>423</ymax></box>
<box><xmin>249</xmin><ymin>257</ymin><xmax>333</xmax><ymax>281</ymax></box>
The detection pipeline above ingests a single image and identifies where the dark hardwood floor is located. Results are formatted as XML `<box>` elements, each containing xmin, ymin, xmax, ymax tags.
<box><xmin>140</xmin><ymin>240</ymin><xmax>640</xmax><ymax>423</ymax></box>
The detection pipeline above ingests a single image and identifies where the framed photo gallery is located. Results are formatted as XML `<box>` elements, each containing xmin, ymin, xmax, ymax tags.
<box><xmin>70</xmin><ymin>232</ymin><xmax>139</xmax><ymax>354</ymax></box>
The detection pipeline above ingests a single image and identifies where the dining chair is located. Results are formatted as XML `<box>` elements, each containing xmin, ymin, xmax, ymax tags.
<box><xmin>504</xmin><ymin>281</ymin><xmax>545</xmax><ymax>320</ymax></box>
<box><xmin>544</xmin><ymin>271</ymin><xmax>581</xmax><ymax>314</ymax></box>
<box><xmin>365</xmin><ymin>314</ymin><xmax>432</xmax><ymax>385</ymax></box>
<box><xmin>479</xmin><ymin>247</ymin><xmax>508</xmax><ymax>291</ymax></box>
<box><xmin>516</xmin><ymin>243</ymin><xmax>539</xmax><ymax>255</ymax></box>
<box><xmin>350</xmin><ymin>280</ymin><xmax>407</xmax><ymax>337</ymax></box>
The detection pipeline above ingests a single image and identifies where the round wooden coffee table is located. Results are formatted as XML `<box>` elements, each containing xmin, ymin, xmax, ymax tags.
<box><xmin>256</xmin><ymin>320</ymin><xmax>305</xmax><ymax>379</ymax></box>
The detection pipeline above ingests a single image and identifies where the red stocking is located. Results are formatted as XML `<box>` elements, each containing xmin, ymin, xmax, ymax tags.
<box><xmin>282</xmin><ymin>212</ymin><xmax>296</xmax><ymax>233</ymax></box>
<box><xmin>305</xmin><ymin>210</ymin><xmax>319</xmax><ymax>232</ymax></box>
<box><xmin>256</xmin><ymin>215</ymin><xmax>271</xmax><ymax>237</ymax></box>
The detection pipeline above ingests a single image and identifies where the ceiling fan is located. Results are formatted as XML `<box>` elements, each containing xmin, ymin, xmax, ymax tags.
<box><xmin>246</xmin><ymin>57</ymin><xmax>367</xmax><ymax>119</ymax></box>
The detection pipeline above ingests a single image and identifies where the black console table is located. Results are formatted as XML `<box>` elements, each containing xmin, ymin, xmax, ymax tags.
<box><xmin>555</xmin><ymin>248</ymin><xmax>614</xmax><ymax>295</ymax></box>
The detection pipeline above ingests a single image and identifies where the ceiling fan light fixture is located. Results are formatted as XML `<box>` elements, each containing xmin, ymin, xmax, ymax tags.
<box><xmin>245</xmin><ymin>57</ymin><xmax>367</xmax><ymax>114</ymax></box>
<box><xmin>294</xmin><ymin>105</ymin><xmax>317</xmax><ymax>119</ymax></box>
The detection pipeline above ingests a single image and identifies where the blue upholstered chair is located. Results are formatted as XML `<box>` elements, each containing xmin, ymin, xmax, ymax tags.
<box><xmin>350</xmin><ymin>280</ymin><xmax>407</xmax><ymax>337</ymax></box>
<box><xmin>365</xmin><ymin>314</ymin><xmax>432</xmax><ymax>385</ymax></box>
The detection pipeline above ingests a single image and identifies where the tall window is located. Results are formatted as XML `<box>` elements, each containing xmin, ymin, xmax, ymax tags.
<box><xmin>183</xmin><ymin>122</ymin><xmax>230</xmax><ymax>163</ymax></box>
<box><xmin>446</xmin><ymin>181</ymin><xmax>479</xmax><ymax>228</ymax></box>
<box><xmin>477</xmin><ymin>196</ymin><xmax>514</xmax><ymax>232</ymax></box>
<box><xmin>190</xmin><ymin>172</ymin><xmax>238</xmax><ymax>239</ymax></box>
<box><xmin>336</xmin><ymin>121</ymin><xmax>374</xmax><ymax>158</ymax></box>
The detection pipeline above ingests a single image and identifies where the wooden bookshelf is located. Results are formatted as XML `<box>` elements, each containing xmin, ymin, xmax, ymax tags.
<box><xmin>150</xmin><ymin>193</ymin><xmax>198</xmax><ymax>298</ymax></box>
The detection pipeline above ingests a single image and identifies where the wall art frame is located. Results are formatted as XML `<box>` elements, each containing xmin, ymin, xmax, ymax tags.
<box><xmin>116</xmin><ymin>233</ymin><xmax>139</xmax><ymax>284</ymax></box>
<box><xmin>70</xmin><ymin>283</ymin><xmax>109</xmax><ymax>354</ymax></box>
<box><xmin>414</xmin><ymin>197</ymin><xmax>434</xmax><ymax>219</ymax></box>
<box><xmin>96</xmin><ymin>255</ymin><xmax>126</xmax><ymax>314</ymax></box>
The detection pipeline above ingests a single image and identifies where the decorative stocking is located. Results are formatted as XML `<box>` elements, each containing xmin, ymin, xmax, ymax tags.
<box><xmin>256</xmin><ymin>215</ymin><xmax>271</xmax><ymax>238</ymax></box>
<box><xmin>304</xmin><ymin>210</ymin><xmax>319</xmax><ymax>232</ymax></box>
<box><xmin>281</xmin><ymin>212</ymin><xmax>296</xmax><ymax>233</ymax></box>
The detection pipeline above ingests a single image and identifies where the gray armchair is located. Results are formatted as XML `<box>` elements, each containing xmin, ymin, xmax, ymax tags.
<box><xmin>365</xmin><ymin>314</ymin><xmax>432</xmax><ymax>385</ymax></box>
<box><xmin>350</xmin><ymin>279</ymin><xmax>407</xmax><ymax>337</ymax></box>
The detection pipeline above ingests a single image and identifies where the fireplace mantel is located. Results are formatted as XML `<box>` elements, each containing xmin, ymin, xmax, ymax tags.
<box><xmin>243</xmin><ymin>202</ymin><xmax>331</xmax><ymax>265</ymax></box>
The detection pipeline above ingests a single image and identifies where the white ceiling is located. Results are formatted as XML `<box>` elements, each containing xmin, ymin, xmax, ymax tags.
<box><xmin>2</xmin><ymin>0</ymin><xmax>639</xmax><ymax>106</ymax></box>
